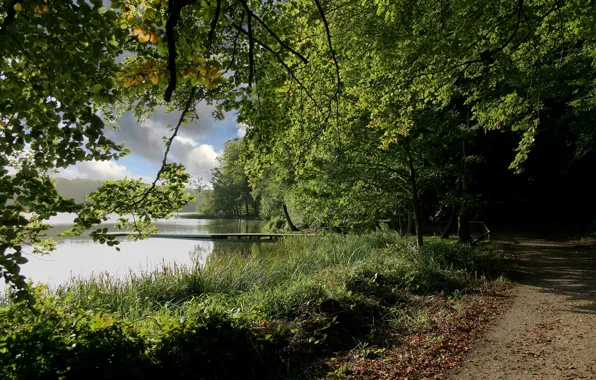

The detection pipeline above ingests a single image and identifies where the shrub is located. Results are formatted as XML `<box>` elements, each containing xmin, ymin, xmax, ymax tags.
<box><xmin>0</xmin><ymin>291</ymin><xmax>150</xmax><ymax>379</ymax></box>
<box><xmin>262</xmin><ymin>216</ymin><xmax>286</xmax><ymax>232</ymax></box>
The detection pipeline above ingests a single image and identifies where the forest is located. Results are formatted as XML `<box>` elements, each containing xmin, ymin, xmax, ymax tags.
<box><xmin>1</xmin><ymin>0</ymin><xmax>596</xmax><ymax>378</ymax></box>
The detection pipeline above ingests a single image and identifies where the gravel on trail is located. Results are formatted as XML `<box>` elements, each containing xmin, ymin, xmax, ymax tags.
<box><xmin>451</xmin><ymin>240</ymin><xmax>596</xmax><ymax>380</ymax></box>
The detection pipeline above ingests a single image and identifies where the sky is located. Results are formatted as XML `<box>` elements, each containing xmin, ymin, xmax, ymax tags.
<box><xmin>58</xmin><ymin>103</ymin><xmax>246</xmax><ymax>184</ymax></box>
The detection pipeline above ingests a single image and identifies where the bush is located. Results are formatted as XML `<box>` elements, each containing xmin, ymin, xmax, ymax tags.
<box><xmin>0</xmin><ymin>291</ymin><xmax>150</xmax><ymax>379</ymax></box>
<box><xmin>262</xmin><ymin>216</ymin><xmax>286</xmax><ymax>232</ymax></box>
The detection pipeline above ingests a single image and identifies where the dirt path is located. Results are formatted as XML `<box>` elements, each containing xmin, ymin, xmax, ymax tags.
<box><xmin>451</xmin><ymin>240</ymin><xmax>596</xmax><ymax>379</ymax></box>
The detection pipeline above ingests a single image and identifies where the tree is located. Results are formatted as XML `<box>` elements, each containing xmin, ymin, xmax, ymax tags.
<box><xmin>1</xmin><ymin>0</ymin><xmax>133</xmax><ymax>301</ymax></box>
<box><xmin>202</xmin><ymin>139</ymin><xmax>258</xmax><ymax>217</ymax></box>
<box><xmin>238</xmin><ymin>0</ymin><xmax>596</xmax><ymax>245</ymax></box>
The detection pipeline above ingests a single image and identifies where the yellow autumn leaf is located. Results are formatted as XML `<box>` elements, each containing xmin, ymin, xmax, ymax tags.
<box><xmin>0</xmin><ymin>121</ymin><xmax>6</xmax><ymax>128</ymax></box>
<box><xmin>150</xmin><ymin>32</ymin><xmax>158</xmax><ymax>44</ymax></box>
<box><xmin>138</xmin><ymin>31</ymin><xmax>150</xmax><ymax>43</ymax></box>
<box><xmin>150</xmin><ymin>72</ymin><xmax>158</xmax><ymax>84</ymax></box>
<box><xmin>14</xmin><ymin>2</ymin><xmax>22</xmax><ymax>12</ymax></box>
<box><xmin>123</xmin><ymin>78</ymin><xmax>133</xmax><ymax>88</ymax></box>
<box><xmin>131</xmin><ymin>27</ymin><xmax>144</xmax><ymax>36</ymax></box>
<box><xmin>34</xmin><ymin>5</ymin><xmax>51</xmax><ymax>15</ymax></box>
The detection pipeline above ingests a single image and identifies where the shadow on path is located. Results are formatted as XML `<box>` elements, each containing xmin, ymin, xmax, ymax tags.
<box><xmin>502</xmin><ymin>240</ymin><xmax>596</xmax><ymax>315</ymax></box>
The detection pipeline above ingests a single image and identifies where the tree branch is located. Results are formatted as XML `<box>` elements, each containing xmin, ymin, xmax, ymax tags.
<box><xmin>224</xmin><ymin>13</ymin><xmax>244</xmax><ymax>74</ymax></box>
<box><xmin>239</xmin><ymin>0</ymin><xmax>308</xmax><ymax>64</ymax></box>
<box><xmin>237</xmin><ymin>2</ymin><xmax>255</xmax><ymax>86</ymax></box>
<box><xmin>231</xmin><ymin>22</ymin><xmax>323</xmax><ymax>114</ymax></box>
<box><xmin>313</xmin><ymin>0</ymin><xmax>340</xmax><ymax>96</ymax></box>
<box><xmin>132</xmin><ymin>87</ymin><xmax>201</xmax><ymax>207</ymax></box>
<box><xmin>207</xmin><ymin>0</ymin><xmax>222</xmax><ymax>56</ymax></box>
<box><xmin>164</xmin><ymin>0</ymin><xmax>189</xmax><ymax>102</ymax></box>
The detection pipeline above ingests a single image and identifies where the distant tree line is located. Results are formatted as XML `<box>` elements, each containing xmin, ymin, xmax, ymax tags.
<box><xmin>196</xmin><ymin>140</ymin><xmax>259</xmax><ymax>218</ymax></box>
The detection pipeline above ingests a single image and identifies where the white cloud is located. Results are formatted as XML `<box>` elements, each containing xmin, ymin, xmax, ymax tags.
<box><xmin>173</xmin><ymin>135</ymin><xmax>197</xmax><ymax>147</ymax></box>
<box><xmin>78</xmin><ymin>160</ymin><xmax>132</xmax><ymax>180</ymax></box>
<box><xmin>102</xmin><ymin>103</ymin><xmax>227</xmax><ymax>182</ymax></box>
<box><xmin>186</xmin><ymin>144</ymin><xmax>220</xmax><ymax>181</ymax></box>
<box><xmin>11</xmin><ymin>99</ymin><xmax>229</xmax><ymax>184</ymax></box>
<box><xmin>57</xmin><ymin>160</ymin><xmax>146</xmax><ymax>181</ymax></box>
<box><xmin>237</xmin><ymin>123</ymin><xmax>247</xmax><ymax>138</ymax></box>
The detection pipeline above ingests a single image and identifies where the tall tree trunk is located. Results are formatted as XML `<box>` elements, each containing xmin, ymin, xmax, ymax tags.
<box><xmin>282</xmin><ymin>204</ymin><xmax>299</xmax><ymax>231</ymax></box>
<box><xmin>458</xmin><ymin>209</ymin><xmax>471</xmax><ymax>242</ymax></box>
<box><xmin>407</xmin><ymin>156</ymin><xmax>424</xmax><ymax>247</ymax></box>
<box><xmin>458</xmin><ymin>140</ymin><xmax>471</xmax><ymax>243</ymax></box>
<box><xmin>412</xmin><ymin>200</ymin><xmax>423</xmax><ymax>247</ymax></box>
<box><xmin>441</xmin><ymin>206</ymin><xmax>458</xmax><ymax>239</ymax></box>
<box><xmin>398</xmin><ymin>215</ymin><xmax>405</xmax><ymax>237</ymax></box>
<box><xmin>252</xmin><ymin>198</ymin><xmax>259</xmax><ymax>217</ymax></box>
<box><xmin>407</xmin><ymin>204</ymin><xmax>415</xmax><ymax>235</ymax></box>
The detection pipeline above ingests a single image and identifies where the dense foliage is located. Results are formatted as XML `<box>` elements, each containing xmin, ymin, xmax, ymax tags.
<box><xmin>237</xmin><ymin>0</ymin><xmax>596</xmax><ymax>245</ymax></box>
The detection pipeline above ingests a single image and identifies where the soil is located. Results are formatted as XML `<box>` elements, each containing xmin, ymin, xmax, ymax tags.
<box><xmin>451</xmin><ymin>238</ymin><xmax>596</xmax><ymax>379</ymax></box>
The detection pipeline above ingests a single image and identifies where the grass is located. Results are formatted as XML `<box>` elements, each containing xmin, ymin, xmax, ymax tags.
<box><xmin>56</xmin><ymin>233</ymin><xmax>496</xmax><ymax>319</ymax></box>
<box><xmin>1</xmin><ymin>232</ymin><xmax>505</xmax><ymax>379</ymax></box>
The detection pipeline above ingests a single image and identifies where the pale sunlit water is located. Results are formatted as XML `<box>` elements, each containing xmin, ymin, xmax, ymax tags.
<box><xmin>16</xmin><ymin>214</ymin><xmax>264</xmax><ymax>288</ymax></box>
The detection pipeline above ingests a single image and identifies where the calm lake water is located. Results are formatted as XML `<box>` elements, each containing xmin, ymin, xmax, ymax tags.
<box><xmin>18</xmin><ymin>214</ymin><xmax>265</xmax><ymax>288</ymax></box>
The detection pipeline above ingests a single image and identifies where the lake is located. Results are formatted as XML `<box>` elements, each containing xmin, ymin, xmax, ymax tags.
<box><xmin>18</xmin><ymin>214</ymin><xmax>265</xmax><ymax>288</ymax></box>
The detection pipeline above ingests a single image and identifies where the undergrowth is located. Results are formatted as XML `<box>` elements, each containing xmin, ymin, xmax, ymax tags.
<box><xmin>0</xmin><ymin>233</ymin><xmax>504</xmax><ymax>379</ymax></box>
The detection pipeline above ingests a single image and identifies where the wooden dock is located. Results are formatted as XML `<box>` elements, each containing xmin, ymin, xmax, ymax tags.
<box><xmin>105</xmin><ymin>232</ymin><xmax>313</xmax><ymax>241</ymax></box>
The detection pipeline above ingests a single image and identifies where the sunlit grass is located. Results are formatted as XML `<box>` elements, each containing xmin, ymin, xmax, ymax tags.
<box><xmin>55</xmin><ymin>233</ymin><xmax>499</xmax><ymax>321</ymax></box>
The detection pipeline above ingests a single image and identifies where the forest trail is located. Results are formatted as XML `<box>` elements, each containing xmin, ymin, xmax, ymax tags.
<box><xmin>451</xmin><ymin>239</ymin><xmax>596</xmax><ymax>379</ymax></box>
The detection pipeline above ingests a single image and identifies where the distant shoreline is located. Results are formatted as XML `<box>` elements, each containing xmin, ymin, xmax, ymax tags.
<box><xmin>175</xmin><ymin>213</ymin><xmax>262</xmax><ymax>220</ymax></box>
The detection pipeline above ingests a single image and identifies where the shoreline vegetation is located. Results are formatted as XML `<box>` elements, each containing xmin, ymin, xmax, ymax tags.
<box><xmin>175</xmin><ymin>213</ymin><xmax>261</xmax><ymax>220</ymax></box>
<box><xmin>0</xmin><ymin>233</ymin><xmax>507</xmax><ymax>379</ymax></box>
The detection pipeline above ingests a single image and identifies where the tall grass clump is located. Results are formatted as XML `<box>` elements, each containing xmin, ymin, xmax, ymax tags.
<box><xmin>1</xmin><ymin>233</ymin><xmax>504</xmax><ymax>379</ymax></box>
<box><xmin>56</xmin><ymin>231</ymin><xmax>408</xmax><ymax>319</ymax></box>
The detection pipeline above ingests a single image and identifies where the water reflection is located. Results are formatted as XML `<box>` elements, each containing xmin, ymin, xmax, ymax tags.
<box><xmin>210</xmin><ymin>239</ymin><xmax>266</xmax><ymax>258</ymax></box>
<box><xmin>18</xmin><ymin>216</ymin><xmax>265</xmax><ymax>288</ymax></box>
